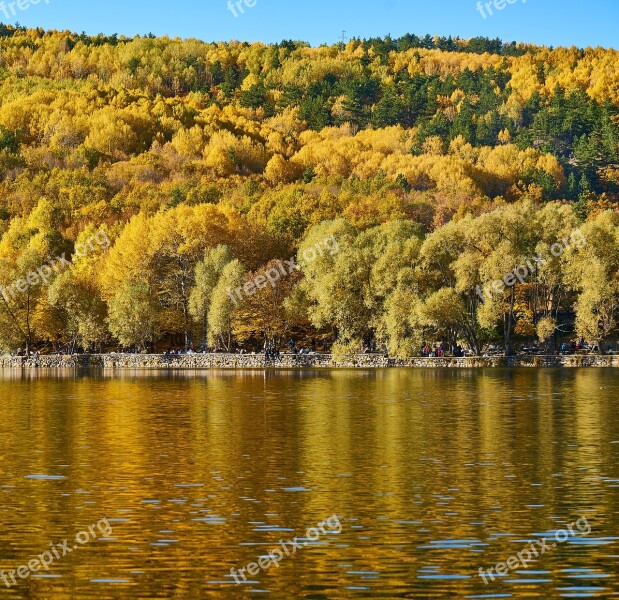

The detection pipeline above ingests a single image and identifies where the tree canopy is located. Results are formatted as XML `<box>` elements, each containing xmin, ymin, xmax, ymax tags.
<box><xmin>0</xmin><ymin>27</ymin><xmax>618</xmax><ymax>354</ymax></box>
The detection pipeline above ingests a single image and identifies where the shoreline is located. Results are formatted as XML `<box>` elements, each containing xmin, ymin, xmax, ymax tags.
<box><xmin>1</xmin><ymin>353</ymin><xmax>618</xmax><ymax>369</ymax></box>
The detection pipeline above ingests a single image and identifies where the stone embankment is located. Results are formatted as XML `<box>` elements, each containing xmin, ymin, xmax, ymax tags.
<box><xmin>1</xmin><ymin>353</ymin><xmax>617</xmax><ymax>369</ymax></box>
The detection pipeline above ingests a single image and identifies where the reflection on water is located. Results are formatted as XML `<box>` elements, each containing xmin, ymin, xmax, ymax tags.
<box><xmin>0</xmin><ymin>368</ymin><xmax>617</xmax><ymax>598</ymax></box>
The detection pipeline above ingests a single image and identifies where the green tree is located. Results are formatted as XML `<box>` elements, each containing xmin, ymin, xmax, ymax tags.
<box><xmin>107</xmin><ymin>280</ymin><xmax>159</xmax><ymax>351</ymax></box>
<box><xmin>563</xmin><ymin>211</ymin><xmax>619</xmax><ymax>353</ymax></box>
<box><xmin>189</xmin><ymin>245</ymin><xmax>233</xmax><ymax>347</ymax></box>
<box><xmin>208</xmin><ymin>260</ymin><xmax>246</xmax><ymax>350</ymax></box>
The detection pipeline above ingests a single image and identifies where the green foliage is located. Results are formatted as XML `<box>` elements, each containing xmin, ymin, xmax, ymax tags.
<box><xmin>0</xmin><ymin>126</ymin><xmax>18</xmax><ymax>153</ymax></box>
<box><xmin>107</xmin><ymin>280</ymin><xmax>159</xmax><ymax>350</ymax></box>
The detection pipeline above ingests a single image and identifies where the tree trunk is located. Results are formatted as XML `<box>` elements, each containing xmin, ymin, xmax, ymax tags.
<box><xmin>504</xmin><ymin>287</ymin><xmax>516</xmax><ymax>357</ymax></box>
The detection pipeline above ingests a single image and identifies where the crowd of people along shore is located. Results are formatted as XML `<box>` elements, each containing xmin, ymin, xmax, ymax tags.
<box><xmin>9</xmin><ymin>338</ymin><xmax>616</xmax><ymax>358</ymax></box>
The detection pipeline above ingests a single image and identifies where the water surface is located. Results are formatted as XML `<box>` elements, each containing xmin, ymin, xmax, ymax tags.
<box><xmin>0</xmin><ymin>368</ymin><xmax>617</xmax><ymax>598</ymax></box>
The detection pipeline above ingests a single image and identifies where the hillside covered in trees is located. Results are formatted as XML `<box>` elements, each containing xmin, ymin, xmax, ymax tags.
<box><xmin>0</xmin><ymin>26</ymin><xmax>618</xmax><ymax>355</ymax></box>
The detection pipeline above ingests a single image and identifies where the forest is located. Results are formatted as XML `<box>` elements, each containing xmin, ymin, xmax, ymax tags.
<box><xmin>0</xmin><ymin>25</ymin><xmax>617</xmax><ymax>356</ymax></box>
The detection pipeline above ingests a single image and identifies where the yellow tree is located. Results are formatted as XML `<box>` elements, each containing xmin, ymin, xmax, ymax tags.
<box><xmin>0</xmin><ymin>205</ymin><xmax>70</xmax><ymax>354</ymax></box>
<box><xmin>48</xmin><ymin>225</ymin><xmax>112</xmax><ymax>351</ymax></box>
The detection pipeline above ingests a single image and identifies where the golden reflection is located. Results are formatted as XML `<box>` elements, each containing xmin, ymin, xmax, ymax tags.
<box><xmin>0</xmin><ymin>368</ymin><xmax>617</xmax><ymax>598</ymax></box>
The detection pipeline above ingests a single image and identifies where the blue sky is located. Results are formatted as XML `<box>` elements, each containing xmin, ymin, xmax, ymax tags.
<box><xmin>5</xmin><ymin>0</ymin><xmax>619</xmax><ymax>48</ymax></box>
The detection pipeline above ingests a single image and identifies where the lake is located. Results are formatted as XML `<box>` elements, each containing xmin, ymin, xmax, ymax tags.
<box><xmin>0</xmin><ymin>368</ymin><xmax>617</xmax><ymax>598</ymax></box>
